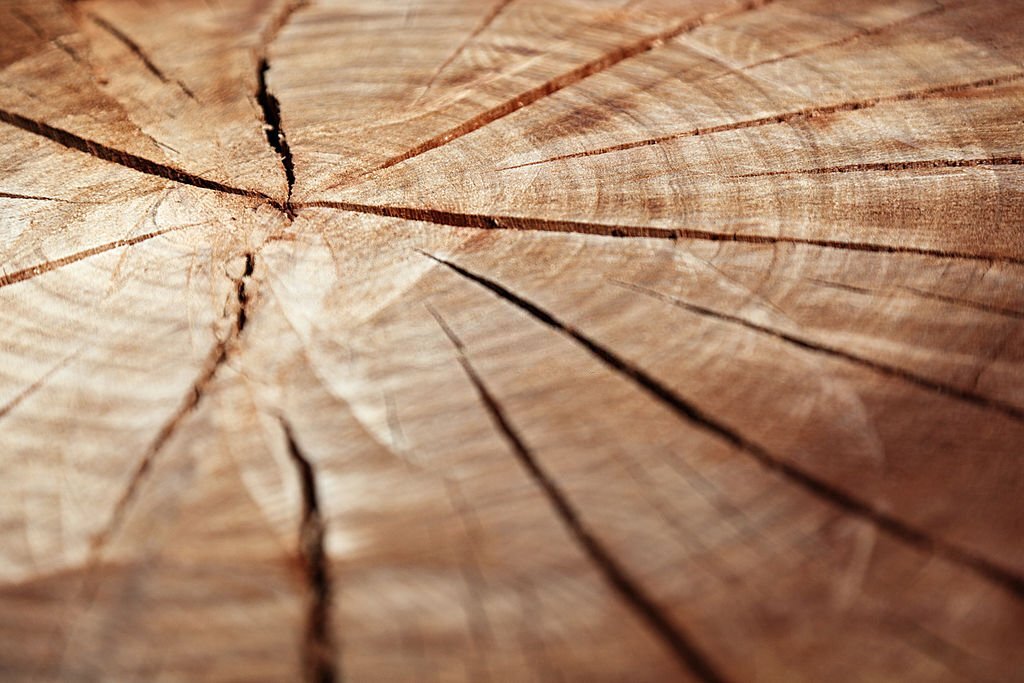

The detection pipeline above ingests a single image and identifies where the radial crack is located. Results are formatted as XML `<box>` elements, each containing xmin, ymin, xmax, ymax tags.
<box><xmin>733</xmin><ymin>3</ymin><xmax>947</xmax><ymax>72</ymax></box>
<box><xmin>0</xmin><ymin>108</ymin><xmax>270</xmax><ymax>202</ymax></box>
<box><xmin>419</xmin><ymin>250</ymin><xmax>1024</xmax><ymax>596</ymax></box>
<box><xmin>89</xmin><ymin>14</ymin><xmax>196</xmax><ymax>99</ymax></box>
<box><xmin>358</xmin><ymin>0</ymin><xmax>778</xmax><ymax>177</ymax></box>
<box><xmin>898</xmin><ymin>284</ymin><xmax>1024</xmax><ymax>320</ymax></box>
<box><xmin>0</xmin><ymin>223</ymin><xmax>199</xmax><ymax>290</ymax></box>
<box><xmin>415</xmin><ymin>0</ymin><xmax>517</xmax><ymax>102</ymax></box>
<box><xmin>730</xmin><ymin>156</ymin><xmax>1024</xmax><ymax>177</ymax></box>
<box><xmin>87</xmin><ymin>251</ymin><xmax>256</xmax><ymax>558</ymax></box>
<box><xmin>0</xmin><ymin>190</ymin><xmax>85</xmax><ymax>203</ymax></box>
<box><xmin>296</xmin><ymin>200</ymin><xmax>1024</xmax><ymax>265</ymax></box>
<box><xmin>498</xmin><ymin>72</ymin><xmax>1024</xmax><ymax>170</ymax></box>
<box><xmin>280</xmin><ymin>419</ymin><xmax>337</xmax><ymax>683</ymax></box>
<box><xmin>611</xmin><ymin>279</ymin><xmax>1024</xmax><ymax>422</ymax></box>
<box><xmin>257</xmin><ymin>58</ymin><xmax>295</xmax><ymax>208</ymax></box>
<box><xmin>427</xmin><ymin>304</ymin><xmax>730</xmax><ymax>683</ymax></box>
<box><xmin>809</xmin><ymin>277</ymin><xmax>1024</xmax><ymax>321</ymax></box>
<box><xmin>0</xmin><ymin>348</ymin><xmax>85</xmax><ymax>421</ymax></box>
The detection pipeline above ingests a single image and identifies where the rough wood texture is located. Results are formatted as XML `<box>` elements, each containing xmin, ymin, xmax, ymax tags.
<box><xmin>2</xmin><ymin>0</ymin><xmax>1023</xmax><ymax>681</ymax></box>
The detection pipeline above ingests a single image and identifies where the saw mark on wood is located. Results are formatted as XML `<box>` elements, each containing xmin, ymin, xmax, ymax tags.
<box><xmin>427</xmin><ymin>304</ymin><xmax>730</xmax><ymax>683</ymax></box>
<box><xmin>0</xmin><ymin>108</ymin><xmax>270</xmax><ymax>202</ymax></box>
<box><xmin>420</xmin><ymin>250</ymin><xmax>1024</xmax><ymax>597</ymax></box>
<box><xmin>357</xmin><ymin>0</ymin><xmax>778</xmax><ymax>178</ymax></box>
<box><xmin>280</xmin><ymin>419</ymin><xmax>338</xmax><ymax>683</ymax></box>
<box><xmin>89</xmin><ymin>14</ymin><xmax>196</xmax><ymax>99</ymax></box>
<box><xmin>498</xmin><ymin>72</ymin><xmax>1024</xmax><ymax>170</ymax></box>
<box><xmin>611</xmin><ymin>279</ymin><xmax>1024</xmax><ymax>422</ymax></box>
<box><xmin>297</xmin><ymin>200</ymin><xmax>1024</xmax><ymax>265</ymax></box>
<box><xmin>0</xmin><ymin>223</ymin><xmax>198</xmax><ymax>290</ymax></box>
<box><xmin>731</xmin><ymin>156</ymin><xmax>1024</xmax><ymax>177</ymax></box>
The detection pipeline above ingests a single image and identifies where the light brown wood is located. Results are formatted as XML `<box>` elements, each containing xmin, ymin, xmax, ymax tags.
<box><xmin>2</xmin><ymin>0</ymin><xmax>1023</xmax><ymax>681</ymax></box>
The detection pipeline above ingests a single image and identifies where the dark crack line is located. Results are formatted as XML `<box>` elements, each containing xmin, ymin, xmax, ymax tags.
<box><xmin>257</xmin><ymin>58</ymin><xmax>296</xmax><ymax>211</ymax></box>
<box><xmin>809</xmin><ymin>278</ymin><xmax>1024</xmax><ymax>321</ymax></box>
<box><xmin>610</xmin><ymin>279</ymin><xmax>1024</xmax><ymax>423</ymax></box>
<box><xmin>427</xmin><ymin>304</ymin><xmax>730</xmax><ymax>683</ymax></box>
<box><xmin>236</xmin><ymin>252</ymin><xmax>255</xmax><ymax>331</ymax></box>
<box><xmin>415</xmin><ymin>0</ymin><xmax>517</xmax><ymax>103</ymax></box>
<box><xmin>731</xmin><ymin>3</ymin><xmax>948</xmax><ymax>73</ymax></box>
<box><xmin>0</xmin><ymin>107</ymin><xmax>271</xmax><ymax>202</ymax></box>
<box><xmin>419</xmin><ymin>250</ymin><xmax>1024</xmax><ymax>597</ymax></box>
<box><xmin>0</xmin><ymin>223</ymin><xmax>200</xmax><ymax>290</ymax></box>
<box><xmin>897</xmin><ymin>284</ymin><xmax>1024</xmax><ymax>320</ymax></box>
<box><xmin>89</xmin><ymin>13</ymin><xmax>196</xmax><ymax>99</ymax></box>
<box><xmin>353</xmin><ymin>0</ymin><xmax>778</xmax><ymax>179</ymax></box>
<box><xmin>296</xmin><ymin>200</ymin><xmax>1024</xmax><ymax>265</ymax></box>
<box><xmin>87</xmin><ymin>251</ymin><xmax>255</xmax><ymax>559</ymax></box>
<box><xmin>280</xmin><ymin>419</ymin><xmax>338</xmax><ymax>683</ymax></box>
<box><xmin>731</xmin><ymin>156</ymin><xmax>1024</xmax><ymax>177</ymax></box>
<box><xmin>498</xmin><ymin>72</ymin><xmax>1024</xmax><ymax>170</ymax></box>
<box><xmin>261</xmin><ymin>0</ymin><xmax>309</xmax><ymax>48</ymax></box>
<box><xmin>0</xmin><ymin>348</ymin><xmax>85</xmax><ymax>421</ymax></box>
<box><xmin>254</xmin><ymin>0</ymin><xmax>306</xmax><ymax>215</ymax></box>
<box><xmin>0</xmin><ymin>190</ymin><xmax>86</xmax><ymax>203</ymax></box>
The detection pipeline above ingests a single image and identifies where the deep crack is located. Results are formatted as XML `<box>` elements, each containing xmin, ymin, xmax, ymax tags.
<box><xmin>257</xmin><ymin>58</ymin><xmax>296</xmax><ymax>213</ymax></box>
<box><xmin>420</xmin><ymin>250</ymin><xmax>1024</xmax><ymax>597</ymax></box>
<box><xmin>281</xmin><ymin>419</ymin><xmax>338</xmax><ymax>683</ymax></box>
<box><xmin>428</xmin><ymin>305</ymin><xmax>730</xmax><ymax>683</ymax></box>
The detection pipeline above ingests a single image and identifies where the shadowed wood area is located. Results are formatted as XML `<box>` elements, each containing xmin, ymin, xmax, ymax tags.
<box><xmin>1</xmin><ymin>0</ymin><xmax>1023</xmax><ymax>681</ymax></box>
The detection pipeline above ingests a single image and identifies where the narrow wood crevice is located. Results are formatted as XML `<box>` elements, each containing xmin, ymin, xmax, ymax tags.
<box><xmin>254</xmin><ymin>0</ymin><xmax>306</xmax><ymax>215</ymax></box>
<box><xmin>427</xmin><ymin>304</ymin><xmax>729</xmax><ymax>683</ymax></box>
<box><xmin>236</xmin><ymin>252</ymin><xmax>255</xmax><ymax>332</ymax></box>
<box><xmin>257</xmin><ymin>58</ymin><xmax>295</xmax><ymax>208</ymax></box>
<box><xmin>810</xmin><ymin>278</ymin><xmax>1024</xmax><ymax>321</ymax></box>
<box><xmin>0</xmin><ymin>223</ymin><xmax>199</xmax><ymax>290</ymax></box>
<box><xmin>898</xmin><ymin>284</ymin><xmax>1024</xmax><ymax>320</ymax></box>
<box><xmin>355</xmin><ymin>0</ymin><xmax>778</xmax><ymax>178</ymax></box>
<box><xmin>416</xmin><ymin>0</ymin><xmax>517</xmax><ymax>102</ymax></box>
<box><xmin>419</xmin><ymin>250</ymin><xmax>1024</xmax><ymax>596</ymax></box>
<box><xmin>498</xmin><ymin>72</ymin><xmax>1024</xmax><ymax>170</ymax></box>
<box><xmin>0</xmin><ymin>190</ymin><xmax>84</xmax><ymax>203</ymax></box>
<box><xmin>261</xmin><ymin>0</ymin><xmax>309</xmax><ymax>49</ymax></box>
<box><xmin>298</xmin><ymin>200</ymin><xmax>1023</xmax><ymax>265</ymax></box>
<box><xmin>89</xmin><ymin>13</ymin><xmax>196</xmax><ymax>99</ymax></box>
<box><xmin>732</xmin><ymin>156</ymin><xmax>1024</xmax><ymax>177</ymax></box>
<box><xmin>280</xmin><ymin>419</ymin><xmax>337</xmax><ymax>683</ymax></box>
<box><xmin>611</xmin><ymin>278</ymin><xmax>1024</xmax><ymax>422</ymax></box>
<box><xmin>0</xmin><ymin>349</ymin><xmax>84</xmax><ymax>421</ymax></box>
<box><xmin>731</xmin><ymin>2</ymin><xmax>947</xmax><ymax>72</ymax></box>
<box><xmin>0</xmin><ymin>108</ymin><xmax>270</xmax><ymax>202</ymax></box>
<box><xmin>11</xmin><ymin>8</ymin><xmax>45</xmax><ymax>39</ymax></box>
<box><xmin>87</xmin><ymin>251</ymin><xmax>256</xmax><ymax>559</ymax></box>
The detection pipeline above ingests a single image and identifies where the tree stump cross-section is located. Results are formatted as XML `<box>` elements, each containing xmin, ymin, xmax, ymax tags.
<box><xmin>1</xmin><ymin>0</ymin><xmax>1023</xmax><ymax>681</ymax></box>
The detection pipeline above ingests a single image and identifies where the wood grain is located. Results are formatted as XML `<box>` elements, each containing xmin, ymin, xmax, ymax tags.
<box><xmin>1</xmin><ymin>0</ymin><xmax>1022</xmax><ymax>681</ymax></box>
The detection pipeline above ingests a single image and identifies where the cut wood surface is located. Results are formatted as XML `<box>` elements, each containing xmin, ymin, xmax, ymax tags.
<box><xmin>1</xmin><ymin>0</ymin><xmax>1023</xmax><ymax>681</ymax></box>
